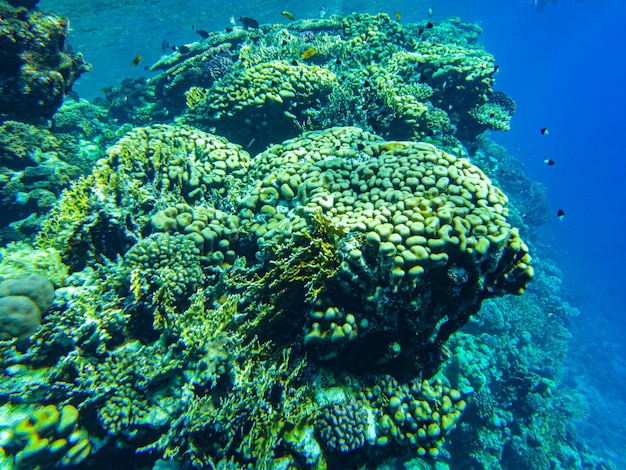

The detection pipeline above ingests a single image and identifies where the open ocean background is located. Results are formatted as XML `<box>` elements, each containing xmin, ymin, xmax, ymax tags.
<box><xmin>14</xmin><ymin>0</ymin><xmax>626</xmax><ymax>466</ymax></box>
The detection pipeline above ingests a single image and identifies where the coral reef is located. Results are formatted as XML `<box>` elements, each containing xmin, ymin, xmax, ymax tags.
<box><xmin>0</xmin><ymin>10</ymin><xmax>606</xmax><ymax>470</ymax></box>
<box><xmin>151</xmin><ymin>13</ymin><xmax>514</xmax><ymax>154</ymax></box>
<box><xmin>0</xmin><ymin>122</ymin><xmax>531</xmax><ymax>468</ymax></box>
<box><xmin>0</xmin><ymin>0</ymin><xmax>90</xmax><ymax>122</ymax></box>
<box><xmin>184</xmin><ymin>60</ymin><xmax>337</xmax><ymax>154</ymax></box>
<box><xmin>440</xmin><ymin>257</ymin><xmax>609</xmax><ymax>468</ymax></box>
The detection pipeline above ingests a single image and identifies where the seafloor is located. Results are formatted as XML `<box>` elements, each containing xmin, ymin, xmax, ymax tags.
<box><xmin>0</xmin><ymin>1</ymin><xmax>615</xmax><ymax>469</ymax></box>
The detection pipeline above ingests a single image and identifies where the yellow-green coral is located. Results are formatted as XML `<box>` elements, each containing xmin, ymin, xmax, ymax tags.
<box><xmin>37</xmin><ymin>124</ymin><xmax>250</xmax><ymax>253</ymax></box>
<box><xmin>469</xmin><ymin>102</ymin><xmax>512</xmax><ymax>131</ymax></box>
<box><xmin>342</xmin><ymin>13</ymin><xmax>414</xmax><ymax>64</ymax></box>
<box><xmin>364</xmin><ymin>375</ymin><xmax>465</xmax><ymax>457</ymax></box>
<box><xmin>0</xmin><ymin>242</ymin><xmax>69</xmax><ymax>287</ymax></box>
<box><xmin>2</xmin><ymin>404</ymin><xmax>91</xmax><ymax>468</ymax></box>
<box><xmin>121</xmin><ymin>233</ymin><xmax>204</xmax><ymax>329</ymax></box>
<box><xmin>241</xmin><ymin>126</ymin><xmax>531</xmax><ymax>294</ymax></box>
<box><xmin>414</xmin><ymin>41</ymin><xmax>496</xmax><ymax>89</ymax></box>
<box><xmin>184</xmin><ymin>60</ymin><xmax>337</xmax><ymax>152</ymax></box>
<box><xmin>188</xmin><ymin>60</ymin><xmax>336</xmax><ymax>118</ymax></box>
<box><xmin>25</xmin><ymin>123</ymin><xmax>533</xmax><ymax>467</ymax></box>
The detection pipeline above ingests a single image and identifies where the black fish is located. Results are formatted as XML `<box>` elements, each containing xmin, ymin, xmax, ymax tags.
<box><xmin>557</xmin><ymin>209</ymin><xmax>565</xmax><ymax>220</ymax></box>
<box><xmin>175</xmin><ymin>45</ymin><xmax>191</xmax><ymax>54</ymax></box>
<box><xmin>426</xmin><ymin>21</ymin><xmax>434</xmax><ymax>28</ymax></box>
<box><xmin>494</xmin><ymin>65</ymin><xmax>500</xmax><ymax>72</ymax></box>
<box><xmin>418</xmin><ymin>28</ymin><xmax>424</xmax><ymax>36</ymax></box>
<box><xmin>225</xmin><ymin>27</ymin><xmax>233</xmax><ymax>33</ymax></box>
<box><xmin>197</xmin><ymin>29</ymin><xmax>210</xmax><ymax>38</ymax></box>
<box><xmin>239</xmin><ymin>16</ymin><xmax>259</xmax><ymax>29</ymax></box>
<box><xmin>540</xmin><ymin>127</ymin><xmax>549</xmax><ymax>135</ymax></box>
<box><xmin>161</xmin><ymin>39</ymin><xmax>170</xmax><ymax>52</ymax></box>
<box><xmin>291</xmin><ymin>59</ymin><xmax>298</xmax><ymax>66</ymax></box>
<box><xmin>544</xmin><ymin>159</ymin><xmax>555</xmax><ymax>166</ymax></box>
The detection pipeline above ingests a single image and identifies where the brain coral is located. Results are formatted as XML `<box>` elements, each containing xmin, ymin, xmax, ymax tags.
<box><xmin>239</xmin><ymin>127</ymin><xmax>532</xmax><ymax>374</ymax></box>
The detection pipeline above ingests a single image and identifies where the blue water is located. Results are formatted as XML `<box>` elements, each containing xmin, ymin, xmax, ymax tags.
<box><xmin>5</xmin><ymin>0</ymin><xmax>626</xmax><ymax>467</ymax></box>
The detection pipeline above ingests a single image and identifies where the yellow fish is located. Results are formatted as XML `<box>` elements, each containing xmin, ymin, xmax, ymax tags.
<box><xmin>130</xmin><ymin>53</ymin><xmax>142</xmax><ymax>67</ymax></box>
<box><xmin>281</xmin><ymin>11</ymin><xmax>295</xmax><ymax>21</ymax></box>
<box><xmin>394</xmin><ymin>11</ymin><xmax>401</xmax><ymax>20</ymax></box>
<box><xmin>301</xmin><ymin>48</ymin><xmax>317</xmax><ymax>59</ymax></box>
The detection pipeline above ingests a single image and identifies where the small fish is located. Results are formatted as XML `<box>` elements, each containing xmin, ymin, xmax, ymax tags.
<box><xmin>544</xmin><ymin>159</ymin><xmax>555</xmax><ymax>166</ymax></box>
<box><xmin>161</xmin><ymin>38</ymin><xmax>170</xmax><ymax>52</ymax></box>
<box><xmin>394</xmin><ymin>12</ymin><xmax>401</xmax><ymax>20</ymax></box>
<box><xmin>547</xmin><ymin>311</ymin><xmax>554</xmax><ymax>317</ymax></box>
<box><xmin>319</xmin><ymin>5</ymin><xmax>327</xmax><ymax>18</ymax></box>
<box><xmin>426</xmin><ymin>21</ymin><xmax>434</xmax><ymax>29</ymax></box>
<box><xmin>196</xmin><ymin>29</ymin><xmax>210</xmax><ymax>38</ymax></box>
<box><xmin>494</xmin><ymin>65</ymin><xmax>500</xmax><ymax>72</ymax></box>
<box><xmin>281</xmin><ymin>11</ymin><xmax>295</xmax><ymax>21</ymax></box>
<box><xmin>301</xmin><ymin>48</ymin><xmax>317</xmax><ymax>59</ymax></box>
<box><xmin>540</xmin><ymin>127</ymin><xmax>549</xmax><ymax>135</ymax></box>
<box><xmin>557</xmin><ymin>209</ymin><xmax>565</xmax><ymax>221</ymax></box>
<box><xmin>131</xmin><ymin>53</ymin><xmax>142</xmax><ymax>66</ymax></box>
<box><xmin>175</xmin><ymin>45</ymin><xmax>191</xmax><ymax>54</ymax></box>
<box><xmin>225</xmin><ymin>27</ymin><xmax>233</xmax><ymax>33</ymax></box>
<box><xmin>291</xmin><ymin>59</ymin><xmax>298</xmax><ymax>66</ymax></box>
<box><xmin>239</xmin><ymin>16</ymin><xmax>259</xmax><ymax>29</ymax></box>
<box><xmin>143</xmin><ymin>65</ymin><xmax>149</xmax><ymax>71</ymax></box>
<box><xmin>418</xmin><ymin>27</ymin><xmax>424</xmax><ymax>36</ymax></box>
<box><xmin>428</xmin><ymin>6</ymin><xmax>435</xmax><ymax>17</ymax></box>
